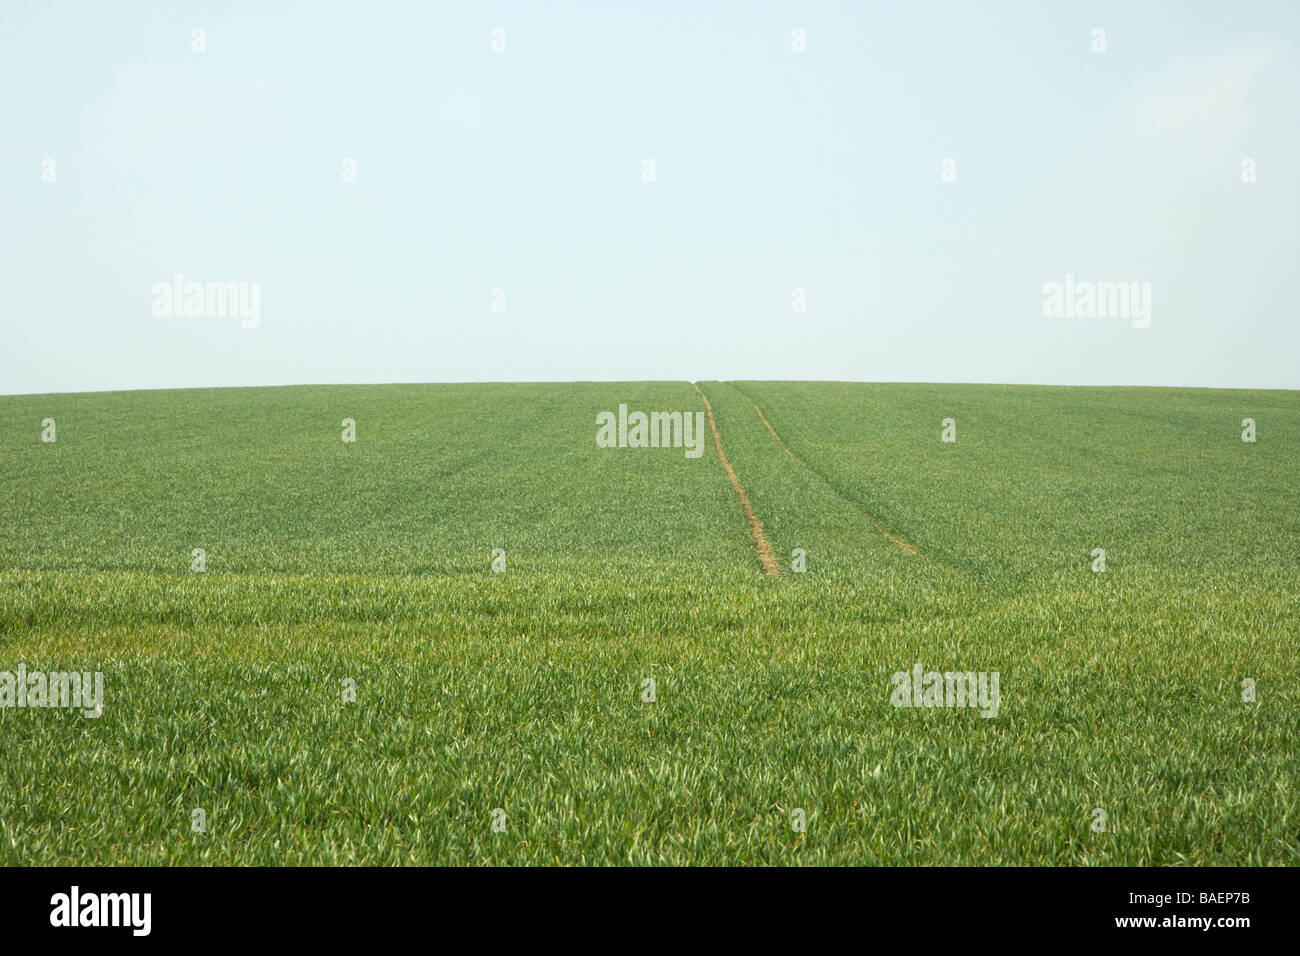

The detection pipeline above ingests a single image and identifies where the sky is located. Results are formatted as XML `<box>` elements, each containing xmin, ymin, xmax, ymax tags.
<box><xmin>2</xmin><ymin>0</ymin><xmax>1297</xmax><ymax>395</ymax></box>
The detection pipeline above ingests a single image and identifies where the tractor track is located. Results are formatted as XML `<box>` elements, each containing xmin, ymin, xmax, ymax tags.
<box><xmin>729</xmin><ymin>384</ymin><xmax>922</xmax><ymax>556</ymax></box>
<box><xmin>692</xmin><ymin>383</ymin><xmax>781</xmax><ymax>577</ymax></box>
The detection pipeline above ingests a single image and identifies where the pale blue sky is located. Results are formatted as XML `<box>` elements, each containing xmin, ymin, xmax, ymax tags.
<box><xmin>3</xmin><ymin>1</ymin><xmax>1297</xmax><ymax>394</ymax></box>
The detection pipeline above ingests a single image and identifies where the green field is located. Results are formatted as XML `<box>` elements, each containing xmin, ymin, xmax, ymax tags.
<box><xmin>1</xmin><ymin>381</ymin><xmax>1296</xmax><ymax>865</ymax></box>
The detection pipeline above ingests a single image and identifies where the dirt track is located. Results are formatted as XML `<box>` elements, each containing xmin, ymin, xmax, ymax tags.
<box><xmin>693</xmin><ymin>383</ymin><xmax>781</xmax><ymax>577</ymax></box>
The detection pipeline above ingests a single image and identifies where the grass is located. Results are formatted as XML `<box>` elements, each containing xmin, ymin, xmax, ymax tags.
<box><xmin>0</xmin><ymin>381</ymin><xmax>1296</xmax><ymax>865</ymax></box>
